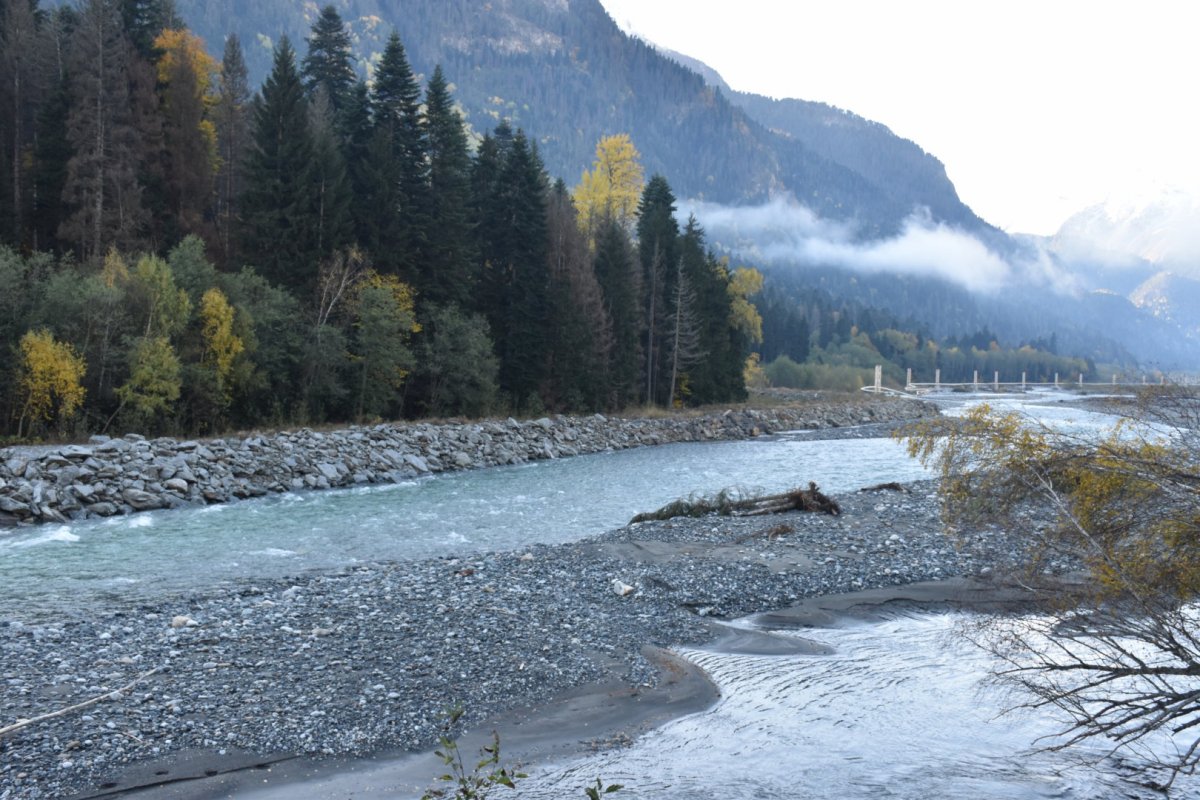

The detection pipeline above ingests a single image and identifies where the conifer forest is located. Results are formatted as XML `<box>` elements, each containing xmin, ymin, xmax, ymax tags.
<box><xmin>0</xmin><ymin>0</ymin><xmax>761</xmax><ymax>438</ymax></box>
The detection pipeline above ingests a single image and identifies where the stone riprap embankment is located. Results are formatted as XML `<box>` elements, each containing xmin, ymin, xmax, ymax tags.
<box><xmin>0</xmin><ymin>398</ymin><xmax>936</xmax><ymax>526</ymax></box>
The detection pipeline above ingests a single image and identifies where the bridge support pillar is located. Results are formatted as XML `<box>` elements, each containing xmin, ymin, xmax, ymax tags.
<box><xmin>1055</xmin><ymin>373</ymin><xmax>1059</xmax><ymax>387</ymax></box>
<box><xmin>1021</xmin><ymin>371</ymin><xmax>1026</xmax><ymax>389</ymax></box>
<box><xmin>935</xmin><ymin>369</ymin><xmax>941</xmax><ymax>390</ymax></box>
<box><xmin>906</xmin><ymin>367</ymin><xmax>912</xmax><ymax>390</ymax></box>
<box><xmin>973</xmin><ymin>370</ymin><xmax>979</xmax><ymax>391</ymax></box>
<box><xmin>874</xmin><ymin>365</ymin><xmax>882</xmax><ymax>393</ymax></box>
<box><xmin>994</xmin><ymin>371</ymin><xmax>999</xmax><ymax>391</ymax></box>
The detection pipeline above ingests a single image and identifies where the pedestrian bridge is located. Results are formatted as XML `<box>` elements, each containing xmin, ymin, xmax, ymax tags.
<box><xmin>861</xmin><ymin>366</ymin><xmax>1168</xmax><ymax>396</ymax></box>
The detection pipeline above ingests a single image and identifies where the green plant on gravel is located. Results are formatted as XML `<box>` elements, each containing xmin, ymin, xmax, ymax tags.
<box><xmin>584</xmin><ymin>778</ymin><xmax>624</xmax><ymax>799</ymax></box>
<box><xmin>421</xmin><ymin>707</ymin><xmax>525</xmax><ymax>799</ymax></box>
<box><xmin>420</xmin><ymin>707</ymin><xmax>623</xmax><ymax>799</ymax></box>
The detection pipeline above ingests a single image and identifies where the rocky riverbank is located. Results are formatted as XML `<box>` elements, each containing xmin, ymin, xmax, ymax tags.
<box><xmin>0</xmin><ymin>397</ymin><xmax>936</xmax><ymax>526</ymax></box>
<box><xmin>0</xmin><ymin>476</ymin><xmax>1070</xmax><ymax>800</ymax></box>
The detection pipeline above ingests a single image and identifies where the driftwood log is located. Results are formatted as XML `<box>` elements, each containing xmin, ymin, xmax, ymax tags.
<box><xmin>630</xmin><ymin>482</ymin><xmax>840</xmax><ymax>524</ymax></box>
<box><xmin>858</xmin><ymin>481</ymin><xmax>908</xmax><ymax>493</ymax></box>
<box><xmin>0</xmin><ymin>667</ymin><xmax>161</xmax><ymax>739</ymax></box>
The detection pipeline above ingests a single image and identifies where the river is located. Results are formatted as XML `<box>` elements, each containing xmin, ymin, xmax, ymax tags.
<box><xmin>0</xmin><ymin>431</ymin><xmax>928</xmax><ymax>619</ymax></box>
<box><xmin>2</xmin><ymin>392</ymin><xmax>1189</xmax><ymax>797</ymax></box>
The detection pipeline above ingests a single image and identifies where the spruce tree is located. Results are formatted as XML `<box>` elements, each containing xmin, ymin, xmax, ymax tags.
<box><xmin>371</xmin><ymin>32</ymin><xmax>427</xmax><ymax>279</ymax></box>
<box><xmin>157</xmin><ymin>29</ymin><xmax>217</xmax><ymax>243</ymax></box>
<box><xmin>422</xmin><ymin>65</ymin><xmax>475</xmax><ymax>307</ymax></box>
<box><xmin>341</xmin><ymin>79</ymin><xmax>377</xmax><ymax>251</ymax></box>
<box><xmin>301</xmin><ymin>5</ymin><xmax>356</xmax><ymax>115</ymax></box>
<box><xmin>635</xmin><ymin>174</ymin><xmax>679</xmax><ymax>405</ymax></box>
<box><xmin>119</xmin><ymin>0</ymin><xmax>173</xmax><ymax>60</ymax></box>
<box><xmin>306</xmin><ymin>88</ymin><xmax>352</xmax><ymax>260</ymax></box>
<box><xmin>29</xmin><ymin>7</ymin><xmax>74</xmax><ymax>253</ymax></box>
<box><xmin>486</xmin><ymin>130</ymin><xmax>549</xmax><ymax>411</ymax></box>
<box><xmin>240</xmin><ymin>36</ymin><xmax>316</xmax><ymax>292</ymax></box>
<box><xmin>593</xmin><ymin>216</ymin><xmax>641</xmax><ymax>409</ymax></box>
<box><xmin>678</xmin><ymin>216</ymin><xmax>746</xmax><ymax>405</ymax></box>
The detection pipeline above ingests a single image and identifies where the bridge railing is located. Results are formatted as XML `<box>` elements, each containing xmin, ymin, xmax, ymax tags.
<box><xmin>861</xmin><ymin>366</ymin><xmax>1169</xmax><ymax>395</ymax></box>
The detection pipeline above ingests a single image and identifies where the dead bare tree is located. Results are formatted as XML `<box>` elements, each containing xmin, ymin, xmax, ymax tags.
<box><xmin>905</xmin><ymin>387</ymin><xmax>1200</xmax><ymax>788</ymax></box>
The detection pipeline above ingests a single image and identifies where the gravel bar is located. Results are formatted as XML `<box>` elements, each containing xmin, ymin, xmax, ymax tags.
<box><xmin>0</xmin><ymin>471</ymin><xmax>1071</xmax><ymax>800</ymax></box>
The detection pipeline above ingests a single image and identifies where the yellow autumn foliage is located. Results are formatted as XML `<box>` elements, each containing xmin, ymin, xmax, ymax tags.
<box><xmin>154</xmin><ymin>29</ymin><xmax>217</xmax><ymax>98</ymax></box>
<box><xmin>200</xmin><ymin>287</ymin><xmax>244</xmax><ymax>402</ymax></box>
<box><xmin>903</xmin><ymin>400</ymin><xmax>1200</xmax><ymax>600</ymax></box>
<box><xmin>573</xmin><ymin>134</ymin><xmax>645</xmax><ymax>239</ymax></box>
<box><xmin>17</xmin><ymin>329</ymin><xmax>86</xmax><ymax>436</ymax></box>
<box><xmin>154</xmin><ymin>29</ymin><xmax>219</xmax><ymax>171</ymax></box>
<box><xmin>727</xmin><ymin>266</ymin><xmax>764</xmax><ymax>345</ymax></box>
<box><xmin>359</xmin><ymin>270</ymin><xmax>421</xmax><ymax>333</ymax></box>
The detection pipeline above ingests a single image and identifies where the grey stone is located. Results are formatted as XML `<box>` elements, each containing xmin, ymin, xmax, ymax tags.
<box><xmin>121</xmin><ymin>488</ymin><xmax>163</xmax><ymax>510</ymax></box>
<box><xmin>0</xmin><ymin>495</ymin><xmax>30</xmax><ymax>514</ymax></box>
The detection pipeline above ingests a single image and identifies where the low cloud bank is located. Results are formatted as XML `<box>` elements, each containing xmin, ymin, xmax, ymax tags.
<box><xmin>684</xmin><ymin>196</ymin><xmax>1078</xmax><ymax>295</ymax></box>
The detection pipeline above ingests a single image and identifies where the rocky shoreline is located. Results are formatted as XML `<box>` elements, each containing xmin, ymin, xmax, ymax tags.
<box><xmin>0</xmin><ymin>397</ymin><xmax>936</xmax><ymax>527</ymax></box>
<box><xmin>0</xmin><ymin>471</ymin><xmax>1070</xmax><ymax>800</ymax></box>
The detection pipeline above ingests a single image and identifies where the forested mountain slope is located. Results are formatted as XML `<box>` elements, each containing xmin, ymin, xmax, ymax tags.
<box><xmin>659</xmin><ymin>46</ymin><xmax>995</xmax><ymax>242</ymax></box>
<box><xmin>166</xmin><ymin>0</ymin><xmax>994</xmax><ymax>239</ymax></box>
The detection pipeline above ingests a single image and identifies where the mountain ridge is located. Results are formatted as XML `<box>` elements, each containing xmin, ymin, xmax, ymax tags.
<box><xmin>162</xmin><ymin>0</ymin><xmax>994</xmax><ymax>241</ymax></box>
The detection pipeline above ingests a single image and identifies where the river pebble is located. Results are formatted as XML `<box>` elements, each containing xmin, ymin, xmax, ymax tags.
<box><xmin>0</xmin><ymin>473</ymin><xmax>1067</xmax><ymax>799</ymax></box>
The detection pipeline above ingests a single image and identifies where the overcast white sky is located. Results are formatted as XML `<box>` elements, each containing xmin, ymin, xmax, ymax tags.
<box><xmin>597</xmin><ymin>0</ymin><xmax>1200</xmax><ymax>237</ymax></box>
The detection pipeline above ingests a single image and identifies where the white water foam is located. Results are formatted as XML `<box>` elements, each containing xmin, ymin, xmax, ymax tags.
<box><xmin>2</xmin><ymin>526</ymin><xmax>80</xmax><ymax>550</ymax></box>
<box><xmin>249</xmin><ymin>548</ymin><xmax>299</xmax><ymax>558</ymax></box>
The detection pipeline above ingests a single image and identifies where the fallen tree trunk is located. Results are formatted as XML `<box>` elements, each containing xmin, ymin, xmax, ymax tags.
<box><xmin>630</xmin><ymin>482</ymin><xmax>840</xmax><ymax>524</ymax></box>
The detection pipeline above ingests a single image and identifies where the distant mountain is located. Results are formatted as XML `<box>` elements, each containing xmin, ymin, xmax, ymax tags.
<box><xmin>1050</xmin><ymin>188</ymin><xmax>1200</xmax><ymax>280</ymax></box>
<box><xmin>1131</xmin><ymin>271</ymin><xmax>1200</xmax><ymax>342</ymax></box>
<box><xmin>166</xmin><ymin>0</ymin><xmax>995</xmax><ymax>240</ymax></box>
<box><xmin>657</xmin><ymin>46</ymin><xmax>998</xmax><ymax>246</ymax></box>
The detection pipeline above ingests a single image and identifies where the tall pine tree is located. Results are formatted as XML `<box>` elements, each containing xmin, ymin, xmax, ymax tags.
<box><xmin>422</xmin><ymin>65</ymin><xmax>475</xmax><ymax>307</ymax></box>
<box><xmin>300</xmin><ymin>5</ymin><xmax>356</xmax><ymax>117</ymax></box>
<box><xmin>240</xmin><ymin>36</ymin><xmax>316</xmax><ymax>292</ymax></box>
<box><xmin>370</xmin><ymin>31</ymin><xmax>426</xmax><ymax>280</ymax></box>
<box><xmin>593</xmin><ymin>215</ymin><xmax>641</xmax><ymax>408</ymax></box>
<box><xmin>635</xmin><ymin>174</ymin><xmax>679</xmax><ymax>405</ymax></box>
<box><xmin>305</xmin><ymin>87</ymin><xmax>352</xmax><ymax>260</ymax></box>
<box><xmin>475</xmin><ymin>129</ymin><xmax>549</xmax><ymax>411</ymax></box>
<box><xmin>545</xmin><ymin>179</ymin><xmax>611</xmax><ymax>410</ymax></box>
<box><xmin>1</xmin><ymin>0</ymin><xmax>43</xmax><ymax>248</ymax></box>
